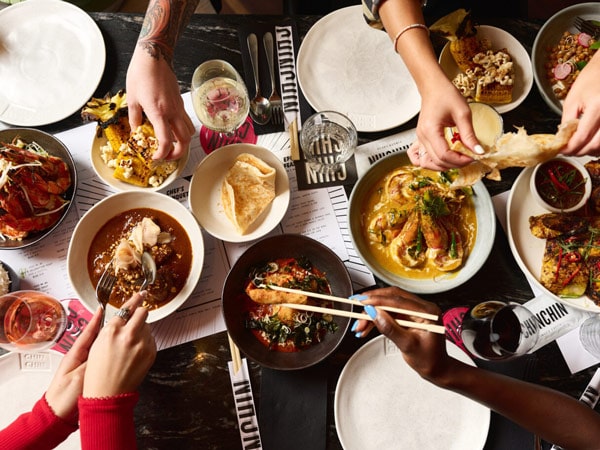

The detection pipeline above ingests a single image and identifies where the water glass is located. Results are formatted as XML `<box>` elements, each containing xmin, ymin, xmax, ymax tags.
<box><xmin>0</xmin><ymin>290</ymin><xmax>67</xmax><ymax>352</ymax></box>
<box><xmin>579</xmin><ymin>315</ymin><xmax>600</xmax><ymax>359</ymax></box>
<box><xmin>300</xmin><ymin>111</ymin><xmax>357</xmax><ymax>174</ymax></box>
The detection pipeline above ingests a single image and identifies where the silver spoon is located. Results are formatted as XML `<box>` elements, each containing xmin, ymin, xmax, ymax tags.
<box><xmin>140</xmin><ymin>251</ymin><xmax>156</xmax><ymax>291</ymax></box>
<box><xmin>247</xmin><ymin>33</ymin><xmax>271</xmax><ymax>125</ymax></box>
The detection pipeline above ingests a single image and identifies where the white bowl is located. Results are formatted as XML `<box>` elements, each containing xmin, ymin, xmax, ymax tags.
<box><xmin>439</xmin><ymin>25</ymin><xmax>533</xmax><ymax>114</ymax></box>
<box><xmin>90</xmin><ymin>131</ymin><xmax>189</xmax><ymax>192</ymax></box>
<box><xmin>188</xmin><ymin>143</ymin><xmax>290</xmax><ymax>243</ymax></box>
<box><xmin>530</xmin><ymin>156</ymin><xmax>592</xmax><ymax>213</ymax></box>
<box><xmin>348</xmin><ymin>152</ymin><xmax>496</xmax><ymax>294</ymax></box>
<box><xmin>67</xmin><ymin>191</ymin><xmax>204</xmax><ymax>323</ymax></box>
<box><xmin>532</xmin><ymin>2</ymin><xmax>600</xmax><ymax>115</ymax></box>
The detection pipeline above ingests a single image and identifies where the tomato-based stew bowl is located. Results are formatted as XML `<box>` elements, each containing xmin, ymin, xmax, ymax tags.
<box><xmin>222</xmin><ymin>234</ymin><xmax>353</xmax><ymax>370</ymax></box>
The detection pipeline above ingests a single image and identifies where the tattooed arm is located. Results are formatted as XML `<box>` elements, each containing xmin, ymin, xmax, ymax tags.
<box><xmin>126</xmin><ymin>0</ymin><xmax>198</xmax><ymax>160</ymax></box>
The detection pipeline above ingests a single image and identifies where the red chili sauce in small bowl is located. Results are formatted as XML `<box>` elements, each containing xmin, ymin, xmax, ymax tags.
<box><xmin>533</xmin><ymin>158</ymin><xmax>590</xmax><ymax>212</ymax></box>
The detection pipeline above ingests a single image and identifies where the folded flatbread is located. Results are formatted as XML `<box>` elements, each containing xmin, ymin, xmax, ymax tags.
<box><xmin>221</xmin><ymin>153</ymin><xmax>276</xmax><ymax>234</ymax></box>
<box><xmin>449</xmin><ymin>119</ymin><xmax>578</xmax><ymax>187</ymax></box>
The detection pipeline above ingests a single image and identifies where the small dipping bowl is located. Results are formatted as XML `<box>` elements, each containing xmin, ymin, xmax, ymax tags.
<box><xmin>444</xmin><ymin>102</ymin><xmax>503</xmax><ymax>149</ymax></box>
<box><xmin>530</xmin><ymin>156</ymin><xmax>592</xmax><ymax>213</ymax></box>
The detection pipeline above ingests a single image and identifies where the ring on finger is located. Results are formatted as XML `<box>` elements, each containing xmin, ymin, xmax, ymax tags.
<box><xmin>116</xmin><ymin>307</ymin><xmax>131</xmax><ymax>323</ymax></box>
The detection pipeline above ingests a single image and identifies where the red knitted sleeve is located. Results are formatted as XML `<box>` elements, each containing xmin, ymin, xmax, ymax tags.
<box><xmin>0</xmin><ymin>394</ymin><xmax>78</xmax><ymax>450</ymax></box>
<box><xmin>78</xmin><ymin>392</ymin><xmax>139</xmax><ymax>449</ymax></box>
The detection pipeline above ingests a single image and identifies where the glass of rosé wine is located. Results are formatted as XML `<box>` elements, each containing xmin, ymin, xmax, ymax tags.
<box><xmin>0</xmin><ymin>290</ymin><xmax>67</xmax><ymax>353</ymax></box>
<box><xmin>191</xmin><ymin>59</ymin><xmax>256</xmax><ymax>153</ymax></box>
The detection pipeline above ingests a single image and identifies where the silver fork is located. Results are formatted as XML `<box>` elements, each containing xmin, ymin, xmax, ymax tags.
<box><xmin>263</xmin><ymin>32</ymin><xmax>284</xmax><ymax>125</ymax></box>
<box><xmin>574</xmin><ymin>16</ymin><xmax>600</xmax><ymax>39</ymax></box>
<box><xmin>95</xmin><ymin>263</ymin><xmax>117</xmax><ymax>328</ymax></box>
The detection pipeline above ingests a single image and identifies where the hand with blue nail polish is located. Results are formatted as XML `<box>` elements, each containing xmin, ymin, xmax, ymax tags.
<box><xmin>348</xmin><ymin>286</ymin><xmax>600</xmax><ymax>448</ymax></box>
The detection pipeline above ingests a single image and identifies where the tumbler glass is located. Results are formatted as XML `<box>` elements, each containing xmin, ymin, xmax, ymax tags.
<box><xmin>300</xmin><ymin>111</ymin><xmax>357</xmax><ymax>174</ymax></box>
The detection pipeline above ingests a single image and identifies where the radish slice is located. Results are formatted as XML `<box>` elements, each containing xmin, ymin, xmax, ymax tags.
<box><xmin>553</xmin><ymin>62</ymin><xmax>572</xmax><ymax>80</ymax></box>
<box><xmin>578</xmin><ymin>32</ymin><xmax>593</xmax><ymax>48</ymax></box>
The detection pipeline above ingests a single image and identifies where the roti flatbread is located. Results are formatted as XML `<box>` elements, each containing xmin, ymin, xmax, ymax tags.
<box><xmin>449</xmin><ymin>119</ymin><xmax>578</xmax><ymax>187</ymax></box>
<box><xmin>221</xmin><ymin>153</ymin><xmax>276</xmax><ymax>234</ymax></box>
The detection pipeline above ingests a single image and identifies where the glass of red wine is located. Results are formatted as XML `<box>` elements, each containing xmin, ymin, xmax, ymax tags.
<box><xmin>459</xmin><ymin>301</ymin><xmax>539</xmax><ymax>361</ymax></box>
<box><xmin>0</xmin><ymin>290</ymin><xmax>67</xmax><ymax>353</ymax></box>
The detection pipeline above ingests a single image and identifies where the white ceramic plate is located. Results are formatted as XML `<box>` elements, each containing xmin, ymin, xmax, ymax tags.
<box><xmin>297</xmin><ymin>5</ymin><xmax>420</xmax><ymax>132</ymax></box>
<box><xmin>90</xmin><ymin>133</ymin><xmax>189</xmax><ymax>192</ymax></box>
<box><xmin>189</xmin><ymin>143</ymin><xmax>290</xmax><ymax>243</ymax></box>
<box><xmin>348</xmin><ymin>152</ymin><xmax>496</xmax><ymax>294</ymax></box>
<box><xmin>532</xmin><ymin>2</ymin><xmax>600</xmax><ymax>115</ymax></box>
<box><xmin>67</xmin><ymin>191</ymin><xmax>205</xmax><ymax>323</ymax></box>
<box><xmin>439</xmin><ymin>25</ymin><xmax>533</xmax><ymax>114</ymax></box>
<box><xmin>507</xmin><ymin>158</ymin><xmax>600</xmax><ymax>312</ymax></box>
<box><xmin>0</xmin><ymin>351</ymin><xmax>79</xmax><ymax>449</ymax></box>
<box><xmin>335</xmin><ymin>336</ymin><xmax>490</xmax><ymax>450</ymax></box>
<box><xmin>0</xmin><ymin>0</ymin><xmax>105</xmax><ymax>127</ymax></box>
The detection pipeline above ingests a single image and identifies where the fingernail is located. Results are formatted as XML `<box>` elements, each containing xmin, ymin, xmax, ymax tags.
<box><xmin>364</xmin><ymin>305</ymin><xmax>377</xmax><ymax>319</ymax></box>
<box><xmin>139</xmin><ymin>290</ymin><xmax>148</xmax><ymax>298</ymax></box>
<box><xmin>350</xmin><ymin>294</ymin><xmax>368</xmax><ymax>302</ymax></box>
<box><xmin>351</xmin><ymin>320</ymin><xmax>359</xmax><ymax>332</ymax></box>
<box><xmin>354</xmin><ymin>331</ymin><xmax>363</xmax><ymax>338</ymax></box>
<box><xmin>474</xmin><ymin>144</ymin><xmax>485</xmax><ymax>155</ymax></box>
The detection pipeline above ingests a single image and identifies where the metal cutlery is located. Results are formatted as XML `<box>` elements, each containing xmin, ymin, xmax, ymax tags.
<box><xmin>140</xmin><ymin>251</ymin><xmax>156</xmax><ymax>291</ymax></box>
<box><xmin>247</xmin><ymin>33</ymin><xmax>271</xmax><ymax>125</ymax></box>
<box><xmin>574</xmin><ymin>16</ymin><xmax>600</xmax><ymax>39</ymax></box>
<box><xmin>95</xmin><ymin>262</ymin><xmax>117</xmax><ymax>328</ymax></box>
<box><xmin>263</xmin><ymin>32</ymin><xmax>284</xmax><ymax>125</ymax></box>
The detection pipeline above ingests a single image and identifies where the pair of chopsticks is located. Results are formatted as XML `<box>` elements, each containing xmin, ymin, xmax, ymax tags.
<box><xmin>267</xmin><ymin>285</ymin><xmax>445</xmax><ymax>334</ymax></box>
<box><xmin>228</xmin><ymin>332</ymin><xmax>242</xmax><ymax>374</ymax></box>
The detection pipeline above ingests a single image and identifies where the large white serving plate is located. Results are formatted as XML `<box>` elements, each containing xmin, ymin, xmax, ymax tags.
<box><xmin>335</xmin><ymin>336</ymin><xmax>490</xmax><ymax>450</ymax></box>
<box><xmin>297</xmin><ymin>5</ymin><xmax>420</xmax><ymax>132</ymax></box>
<box><xmin>439</xmin><ymin>25</ymin><xmax>533</xmax><ymax>114</ymax></box>
<box><xmin>0</xmin><ymin>0</ymin><xmax>105</xmax><ymax>126</ymax></box>
<box><xmin>506</xmin><ymin>158</ymin><xmax>600</xmax><ymax>312</ymax></box>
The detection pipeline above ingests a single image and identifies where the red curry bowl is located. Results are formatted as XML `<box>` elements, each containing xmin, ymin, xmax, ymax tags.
<box><xmin>222</xmin><ymin>234</ymin><xmax>353</xmax><ymax>370</ymax></box>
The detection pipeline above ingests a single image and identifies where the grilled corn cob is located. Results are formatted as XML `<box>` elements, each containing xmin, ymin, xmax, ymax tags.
<box><xmin>475</xmin><ymin>81</ymin><xmax>513</xmax><ymax>104</ymax></box>
<box><xmin>450</xmin><ymin>35</ymin><xmax>483</xmax><ymax>72</ymax></box>
<box><xmin>431</xmin><ymin>9</ymin><xmax>480</xmax><ymax>71</ymax></box>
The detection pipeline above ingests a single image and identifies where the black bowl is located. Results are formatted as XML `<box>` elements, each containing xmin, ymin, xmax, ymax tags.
<box><xmin>222</xmin><ymin>234</ymin><xmax>353</xmax><ymax>370</ymax></box>
<box><xmin>0</xmin><ymin>128</ymin><xmax>77</xmax><ymax>249</ymax></box>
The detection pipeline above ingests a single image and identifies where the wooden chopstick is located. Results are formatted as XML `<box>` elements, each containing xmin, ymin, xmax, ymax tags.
<box><xmin>227</xmin><ymin>332</ymin><xmax>242</xmax><ymax>374</ymax></box>
<box><xmin>279</xmin><ymin>302</ymin><xmax>446</xmax><ymax>334</ymax></box>
<box><xmin>266</xmin><ymin>285</ymin><xmax>439</xmax><ymax>321</ymax></box>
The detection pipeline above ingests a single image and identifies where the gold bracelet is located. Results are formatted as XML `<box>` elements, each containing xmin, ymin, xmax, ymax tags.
<box><xmin>392</xmin><ymin>23</ymin><xmax>430</xmax><ymax>53</ymax></box>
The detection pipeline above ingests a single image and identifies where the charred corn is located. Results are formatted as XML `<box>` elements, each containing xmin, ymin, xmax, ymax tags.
<box><xmin>450</xmin><ymin>35</ymin><xmax>483</xmax><ymax>72</ymax></box>
<box><xmin>475</xmin><ymin>81</ymin><xmax>513</xmax><ymax>104</ymax></box>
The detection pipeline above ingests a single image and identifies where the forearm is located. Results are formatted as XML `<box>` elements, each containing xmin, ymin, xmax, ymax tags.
<box><xmin>438</xmin><ymin>362</ymin><xmax>600</xmax><ymax>450</ymax></box>
<box><xmin>137</xmin><ymin>0</ymin><xmax>199</xmax><ymax>65</ymax></box>
<box><xmin>377</xmin><ymin>0</ymin><xmax>446</xmax><ymax>96</ymax></box>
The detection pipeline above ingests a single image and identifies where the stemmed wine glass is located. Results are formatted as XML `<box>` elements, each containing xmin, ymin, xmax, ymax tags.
<box><xmin>191</xmin><ymin>59</ymin><xmax>256</xmax><ymax>153</ymax></box>
<box><xmin>457</xmin><ymin>301</ymin><xmax>539</xmax><ymax>361</ymax></box>
<box><xmin>0</xmin><ymin>290</ymin><xmax>67</xmax><ymax>353</ymax></box>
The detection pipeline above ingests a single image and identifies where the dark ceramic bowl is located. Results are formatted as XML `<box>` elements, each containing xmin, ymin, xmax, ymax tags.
<box><xmin>222</xmin><ymin>234</ymin><xmax>353</xmax><ymax>370</ymax></box>
<box><xmin>0</xmin><ymin>128</ymin><xmax>77</xmax><ymax>249</ymax></box>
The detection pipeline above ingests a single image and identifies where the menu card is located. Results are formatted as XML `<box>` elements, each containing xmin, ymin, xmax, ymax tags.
<box><xmin>0</xmin><ymin>92</ymin><xmax>375</xmax><ymax>352</ymax></box>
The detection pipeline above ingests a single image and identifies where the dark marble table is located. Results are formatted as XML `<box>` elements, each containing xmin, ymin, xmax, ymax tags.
<box><xmin>36</xmin><ymin>11</ymin><xmax>600</xmax><ymax>450</ymax></box>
